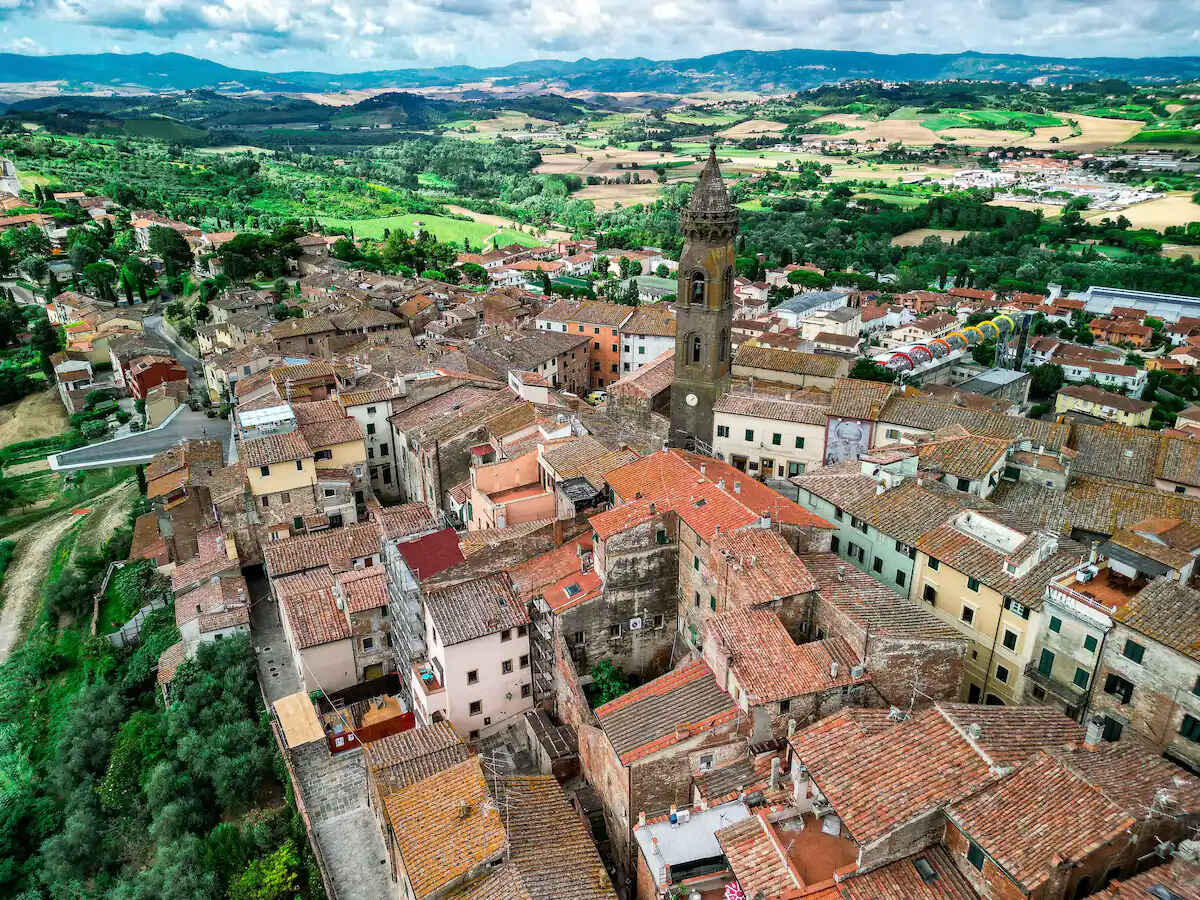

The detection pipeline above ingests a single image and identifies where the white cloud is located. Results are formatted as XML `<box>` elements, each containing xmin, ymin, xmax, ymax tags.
<box><xmin>2</xmin><ymin>0</ymin><xmax>1198</xmax><ymax>70</ymax></box>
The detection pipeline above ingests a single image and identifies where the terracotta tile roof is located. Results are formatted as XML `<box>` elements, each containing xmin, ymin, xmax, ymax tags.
<box><xmin>130</xmin><ymin>511</ymin><xmax>167</xmax><ymax>561</ymax></box>
<box><xmin>607</xmin><ymin>349</ymin><xmax>674</xmax><ymax>399</ymax></box>
<box><xmin>734</xmin><ymin>343</ymin><xmax>847</xmax><ymax>379</ymax></box>
<box><xmin>595</xmin><ymin>659</ymin><xmax>737</xmax><ymax>764</ymax></box>
<box><xmin>156</xmin><ymin>640</ymin><xmax>188</xmax><ymax>685</ymax></box>
<box><xmin>485</xmin><ymin>401</ymin><xmax>536</xmax><ymax>439</ymax></box>
<box><xmin>621</xmin><ymin>303</ymin><xmax>676</xmax><ymax>337</ymax></box>
<box><xmin>262</xmin><ymin>522</ymin><xmax>382</xmax><ymax>577</ymax></box>
<box><xmin>568</xmin><ymin>300</ymin><xmax>634</xmax><ymax>328</ymax></box>
<box><xmin>1107</xmin><ymin>527</ymin><xmax>1195</xmax><ymax>570</ymax></box>
<box><xmin>279</xmin><ymin>579</ymin><xmax>351</xmax><ymax>649</ymax></box>
<box><xmin>936</xmin><ymin>704</ymin><xmax>1084</xmax><ymax>769</ymax></box>
<box><xmin>839</xmin><ymin>847</ymin><xmax>980</xmax><ymax>900</ymax></box>
<box><xmin>240</xmin><ymin>430</ymin><xmax>312</xmax><ymax>467</ymax></box>
<box><xmin>145</xmin><ymin>439</ymin><xmax>223</xmax><ymax>482</ymax></box>
<box><xmin>269</xmin><ymin>360</ymin><xmax>347</xmax><ymax>384</ymax></box>
<box><xmin>676</xmin><ymin>450</ymin><xmax>834</xmax><ymax>530</ymax></box>
<box><xmin>336</xmin><ymin>567</ymin><xmax>387</xmax><ymax>613</ymax></box>
<box><xmin>382</xmin><ymin>757</ymin><xmax>508</xmax><ymax>898</ymax></box>
<box><xmin>715</xmin><ymin>813</ymin><xmax>801</xmax><ymax>898</ymax></box>
<box><xmin>445</xmin><ymin>865</ymin><xmax>531</xmax><ymax>899</ymax></box>
<box><xmin>1090</xmin><ymin>858</ymin><xmax>1200</xmax><ymax>898</ymax></box>
<box><xmin>706</xmin><ymin>607</ymin><xmax>866</xmax><ymax>703</ymax></box>
<box><xmin>298</xmin><ymin>414</ymin><xmax>365</xmax><ymax>449</ymax></box>
<box><xmin>1116</xmin><ymin>577</ymin><xmax>1200</xmax><ymax>662</ymax></box>
<box><xmin>828</xmin><ymin>378</ymin><xmax>897</xmax><ymax>421</ymax></box>
<box><xmin>879</xmin><ymin>395</ymin><xmax>1069</xmax><ymax>449</ymax></box>
<box><xmin>990</xmin><ymin>475</ymin><xmax>1200</xmax><ymax>539</ymax></box>
<box><xmin>801</xmin><ymin>552</ymin><xmax>966</xmax><ymax>643</ymax></box>
<box><xmin>712</xmin><ymin>528</ymin><xmax>817</xmax><ymax>605</ymax></box>
<box><xmin>501</xmin><ymin>775</ymin><xmax>618</xmax><ymax>899</ymax></box>
<box><xmin>540</xmin><ymin>436</ymin><xmax>640</xmax><ymax>489</ymax></box>
<box><xmin>371</xmin><ymin>502</ymin><xmax>436</xmax><ymax>539</ymax></box>
<box><xmin>713</xmin><ymin>391</ymin><xmax>829</xmax><ymax>427</ymax></box>
<box><xmin>588</xmin><ymin>499</ymin><xmax>660</xmax><ymax>541</ymax></box>
<box><xmin>269</xmin><ymin>314</ymin><xmax>337</xmax><ymax>338</ymax></box>
<box><xmin>1049</xmin><ymin>739</ymin><xmax>1200</xmax><ymax>818</ymax></box>
<box><xmin>787</xmin><ymin>704</ymin><xmax>1082</xmax><ymax>845</ymax></box>
<box><xmin>947</xmin><ymin>751</ymin><xmax>1135</xmax><ymax>893</ymax></box>
<box><xmin>459</xmin><ymin>519</ymin><xmax>553</xmax><ymax>557</ymax></box>
<box><xmin>916</xmin><ymin>520</ymin><xmax>1085</xmax><ymax>607</ymax></box>
<box><xmin>1069</xmin><ymin>423</ymin><xmax>1160</xmax><ymax>485</ymax></box>
<box><xmin>1156</xmin><ymin>434</ymin><xmax>1200</xmax><ymax>488</ymax></box>
<box><xmin>291</xmin><ymin>399</ymin><xmax>345</xmax><ymax>424</ymax></box>
<box><xmin>175</xmin><ymin>575</ymin><xmax>250</xmax><ymax>633</ymax></box>
<box><xmin>364</xmin><ymin>721</ymin><xmax>470</xmax><ymax>792</ymax></box>
<box><xmin>1059</xmin><ymin>384</ymin><xmax>1153</xmax><ymax>415</ymax></box>
<box><xmin>422</xmin><ymin>572</ymin><xmax>527</xmax><ymax>645</ymax></box>
<box><xmin>693</xmin><ymin>755</ymin><xmax>768</xmax><ymax>805</ymax></box>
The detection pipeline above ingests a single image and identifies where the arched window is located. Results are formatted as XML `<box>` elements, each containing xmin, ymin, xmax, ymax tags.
<box><xmin>690</xmin><ymin>271</ymin><xmax>706</xmax><ymax>305</ymax></box>
<box><xmin>723</xmin><ymin>266</ymin><xmax>734</xmax><ymax>305</ymax></box>
<box><xmin>718</xmin><ymin>329</ymin><xmax>728</xmax><ymax>363</ymax></box>
<box><xmin>691</xmin><ymin>334</ymin><xmax>702</xmax><ymax>364</ymax></box>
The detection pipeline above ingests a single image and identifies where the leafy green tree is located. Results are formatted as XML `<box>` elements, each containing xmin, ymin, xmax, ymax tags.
<box><xmin>1</xmin><ymin>224</ymin><xmax>51</xmax><ymax>259</ymax></box>
<box><xmin>83</xmin><ymin>261</ymin><xmax>118</xmax><ymax>302</ymax></box>
<box><xmin>848</xmin><ymin>358</ymin><xmax>896</xmax><ymax>383</ymax></box>
<box><xmin>1028</xmin><ymin>363</ymin><xmax>1065</xmax><ymax>401</ymax></box>
<box><xmin>149</xmin><ymin>226</ymin><xmax>194</xmax><ymax>277</ymax></box>
<box><xmin>588</xmin><ymin>659</ymin><xmax>631</xmax><ymax>706</ymax></box>
<box><xmin>228</xmin><ymin>841</ymin><xmax>302</xmax><ymax>900</ymax></box>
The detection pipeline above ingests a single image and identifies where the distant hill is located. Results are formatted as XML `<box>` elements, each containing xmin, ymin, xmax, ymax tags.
<box><xmin>1</xmin><ymin>48</ymin><xmax>1200</xmax><ymax>96</ymax></box>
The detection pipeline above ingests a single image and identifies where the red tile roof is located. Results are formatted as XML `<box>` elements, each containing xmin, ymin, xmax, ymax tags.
<box><xmin>336</xmin><ymin>567</ymin><xmax>388</xmax><ymax>614</ymax></box>
<box><xmin>947</xmin><ymin>751</ymin><xmax>1135</xmax><ymax>893</ymax></box>
<box><xmin>394</xmin><ymin>528</ymin><xmax>465</xmax><ymax>581</ymax></box>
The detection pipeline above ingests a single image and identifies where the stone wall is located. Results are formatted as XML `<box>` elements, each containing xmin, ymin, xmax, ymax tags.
<box><xmin>1090</xmin><ymin>621</ymin><xmax>1200</xmax><ymax>772</ymax></box>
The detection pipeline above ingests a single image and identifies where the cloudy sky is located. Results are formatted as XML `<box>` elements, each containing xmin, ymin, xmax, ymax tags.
<box><xmin>1</xmin><ymin>0</ymin><xmax>1198</xmax><ymax>72</ymax></box>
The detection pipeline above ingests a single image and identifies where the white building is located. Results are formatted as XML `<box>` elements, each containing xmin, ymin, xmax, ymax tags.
<box><xmin>712</xmin><ymin>390</ymin><xmax>829</xmax><ymax>479</ymax></box>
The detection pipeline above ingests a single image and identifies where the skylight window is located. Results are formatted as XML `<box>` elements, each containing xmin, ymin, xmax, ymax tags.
<box><xmin>564</xmin><ymin>584</ymin><xmax>582</xmax><ymax>597</ymax></box>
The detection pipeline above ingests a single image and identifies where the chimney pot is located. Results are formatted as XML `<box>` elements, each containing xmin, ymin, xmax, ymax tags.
<box><xmin>830</xmin><ymin>661</ymin><xmax>839</xmax><ymax>679</ymax></box>
<box><xmin>1084</xmin><ymin>714</ymin><xmax>1106</xmax><ymax>748</ymax></box>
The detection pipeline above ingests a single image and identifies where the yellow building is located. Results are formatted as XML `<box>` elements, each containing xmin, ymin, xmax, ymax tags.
<box><xmin>242</xmin><ymin>430</ymin><xmax>320</xmax><ymax>543</ymax></box>
<box><xmin>911</xmin><ymin>508</ymin><xmax>1085</xmax><ymax>706</ymax></box>
<box><xmin>1054</xmin><ymin>384</ymin><xmax>1152</xmax><ymax>427</ymax></box>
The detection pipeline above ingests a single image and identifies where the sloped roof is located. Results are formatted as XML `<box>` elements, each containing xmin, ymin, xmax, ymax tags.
<box><xmin>382</xmin><ymin>757</ymin><xmax>508</xmax><ymax>899</ymax></box>
<box><xmin>1117</xmin><ymin>577</ymin><xmax>1200</xmax><ymax>663</ymax></box>
<box><xmin>946</xmin><ymin>751</ymin><xmax>1135</xmax><ymax>893</ymax></box>
<box><xmin>241</xmin><ymin>430</ymin><xmax>311</xmax><ymax>467</ymax></box>
<box><xmin>734</xmin><ymin>343</ymin><xmax>847</xmax><ymax>379</ymax></box>
<box><xmin>595</xmin><ymin>660</ymin><xmax>736</xmax><ymax>764</ymax></box>
<box><xmin>422</xmin><ymin>572</ymin><xmax>527</xmax><ymax>645</ymax></box>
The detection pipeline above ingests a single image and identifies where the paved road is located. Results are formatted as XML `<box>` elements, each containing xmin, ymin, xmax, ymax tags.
<box><xmin>1</xmin><ymin>280</ymin><xmax>38</xmax><ymax>305</ymax></box>
<box><xmin>145</xmin><ymin>314</ymin><xmax>205</xmax><ymax>388</ymax></box>
<box><xmin>48</xmin><ymin>405</ymin><xmax>229</xmax><ymax>471</ymax></box>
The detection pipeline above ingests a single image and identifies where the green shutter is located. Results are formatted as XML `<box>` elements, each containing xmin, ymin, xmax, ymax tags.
<box><xmin>1038</xmin><ymin>648</ymin><xmax>1055</xmax><ymax>676</ymax></box>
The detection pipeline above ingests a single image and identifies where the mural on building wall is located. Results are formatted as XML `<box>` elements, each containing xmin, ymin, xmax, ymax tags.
<box><xmin>824</xmin><ymin>417</ymin><xmax>871</xmax><ymax>465</ymax></box>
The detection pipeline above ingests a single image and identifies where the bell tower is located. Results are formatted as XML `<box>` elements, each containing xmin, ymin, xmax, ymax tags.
<box><xmin>670</xmin><ymin>144</ymin><xmax>737</xmax><ymax>449</ymax></box>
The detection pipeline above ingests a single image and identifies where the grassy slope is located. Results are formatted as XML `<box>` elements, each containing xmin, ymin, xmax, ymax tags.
<box><xmin>317</xmin><ymin>212</ymin><xmax>541</xmax><ymax>246</ymax></box>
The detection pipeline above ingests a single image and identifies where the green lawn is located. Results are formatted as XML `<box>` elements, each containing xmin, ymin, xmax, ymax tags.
<box><xmin>737</xmin><ymin>198</ymin><xmax>768</xmax><ymax>210</ymax></box>
<box><xmin>417</xmin><ymin>172</ymin><xmax>456</xmax><ymax>189</ymax></box>
<box><xmin>1069</xmin><ymin>242</ymin><xmax>1139</xmax><ymax>259</ymax></box>
<box><xmin>922</xmin><ymin>109</ymin><xmax>1064</xmax><ymax>132</ymax></box>
<box><xmin>853</xmin><ymin>191</ymin><xmax>926</xmax><ymax>209</ymax></box>
<box><xmin>317</xmin><ymin>213</ymin><xmax>542</xmax><ymax>247</ymax></box>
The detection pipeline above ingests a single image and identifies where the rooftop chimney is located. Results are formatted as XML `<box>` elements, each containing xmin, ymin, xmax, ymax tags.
<box><xmin>648</xmin><ymin>502</ymin><xmax>656</xmax><ymax>515</ymax></box>
<box><xmin>829</xmin><ymin>661</ymin><xmax>839</xmax><ymax>679</ymax></box>
<box><xmin>787</xmin><ymin>718</ymin><xmax>797</xmax><ymax>738</ymax></box>
<box><xmin>1084</xmin><ymin>714</ymin><xmax>1106</xmax><ymax>749</ymax></box>
<box><xmin>769</xmin><ymin>757</ymin><xmax>781</xmax><ymax>791</ymax></box>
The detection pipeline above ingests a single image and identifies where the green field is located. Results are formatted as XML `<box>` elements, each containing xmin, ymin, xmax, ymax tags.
<box><xmin>1126</xmin><ymin>129</ymin><xmax>1200</xmax><ymax>145</ymax></box>
<box><xmin>922</xmin><ymin>109</ymin><xmax>1064</xmax><ymax>132</ymax></box>
<box><xmin>109</xmin><ymin>117</ymin><xmax>209</xmax><ymax>141</ymax></box>
<box><xmin>417</xmin><ymin>172</ymin><xmax>456</xmax><ymax>189</ymax></box>
<box><xmin>1081</xmin><ymin>105</ymin><xmax>1158</xmax><ymax>123</ymax></box>
<box><xmin>1070</xmin><ymin>242</ymin><xmax>1139</xmax><ymax>259</ymax></box>
<box><xmin>737</xmin><ymin>198</ymin><xmax>768</xmax><ymax>210</ymax></box>
<box><xmin>853</xmin><ymin>191</ymin><xmax>926</xmax><ymax>209</ymax></box>
<box><xmin>317</xmin><ymin>212</ymin><xmax>542</xmax><ymax>247</ymax></box>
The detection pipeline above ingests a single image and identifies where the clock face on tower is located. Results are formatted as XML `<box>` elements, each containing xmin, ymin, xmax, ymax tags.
<box><xmin>685</xmin><ymin>393</ymin><xmax>699</xmax><ymax>407</ymax></box>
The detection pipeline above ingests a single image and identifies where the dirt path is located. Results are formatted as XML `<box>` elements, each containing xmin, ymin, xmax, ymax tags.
<box><xmin>0</xmin><ymin>480</ymin><xmax>136</xmax><ymax>662</ymax></box>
